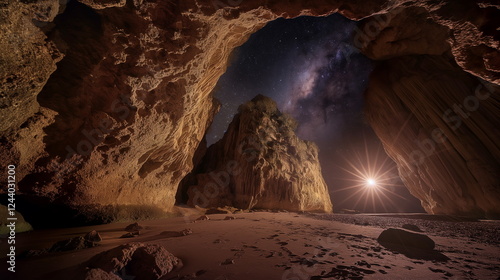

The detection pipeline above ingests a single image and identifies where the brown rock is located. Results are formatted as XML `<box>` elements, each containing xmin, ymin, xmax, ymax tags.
<box><xmin>377</xmin><ymin>228</ymin><xmax>435</xmax><ymax>251</ymax></box>
<box><xmin>120</xmin><ymin>232</ymin><xmax>140</xmax><ymax>239</ymax></box>
<box><xmin>87</xmin><ymin>243</ymin><xmax>182</xmax><ymax>279</ymax></box>
<box><xmin>159</xmin><ymin>229</ymin><xmax>192</xmax><ymax>237</ymax></box>
<box><xmin>78</xmin><ymin>0</ymin><xmax>126</xmax><ymax>10</ymax></box>
<box><xmin>49</xmin><ymin>236</ymin><xmax>99</xmax><ymax>252</ymax></box>
<box><xmin>125</xmin><ymin>222</ymin><xmax>144</xmax><ymax>232</ymax></box>
<box><xmin>83</xmin><ymin>268</ymin><xmax>121</xmax><ymax>280</ymax></box>
<box><xmin>186</xmin><ymin>95</ymin><xmax>333</xmax><ymax>213</ymax></box>
<box><xmin>376</xmin><ymin>228</ymin><xmax>449</xmax><ymax>261</ymax></box>
<box><xmin>0</xmin><ymin>0</ymin><xmax>62</xmax><ymax>134</ymax></box>
<box><xmin>128</xmin><ymin>245</ymin><xmax>182</xmax><ymax>279</ymax></box>
<box><xmin>358</xmin><ymin>7</ymin><xmax>451</xmax><ymax>60</ymax></box>
<box><xmin>365</xmin><ymin>55</ymin><xmax>499</xmax><ymax>218</ymax></box>
<box><xmin>88</xmin><ymin>243</ymin><xmax>142</xmax><ymax>273</ymax></box>
<box><xmin>84</xmin><ymin>230</ymin><xmax>102</xmax><ymax>242</ymax></box>
<box><xmin>195</xmin><ymin>215</ymin><xmax>209</xmax><ymax>221</ymax></box>
<box><xmin>224</xmin><ymin>216</ymin><xmax>235</xmax><ymax>220</ymax></box>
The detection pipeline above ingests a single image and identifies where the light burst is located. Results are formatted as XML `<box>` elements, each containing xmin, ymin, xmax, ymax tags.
<box><xmin>334</xmin><ymin>137</ymin><xmax>408</xmax><ymax>212</ymax></box>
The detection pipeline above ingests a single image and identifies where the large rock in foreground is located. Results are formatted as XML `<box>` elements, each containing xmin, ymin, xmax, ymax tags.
<box><xmin>185</xmin><ymin>95</ymin><xmax>333</xmax><ymax>213</ymax></box>
<box><xmin>377</xmin><ymin>228</ymin><xmax>435</xmax><ymax>251</ymax></box>
<box><xmin>86</xmin><ymin>243</ymin><xmax>182</xmax><ymax>280</ymax></box>
<box><xmin>377</xmin><ymin>228</ymin><xmax>448</xmax><ymax>261</ymax></box>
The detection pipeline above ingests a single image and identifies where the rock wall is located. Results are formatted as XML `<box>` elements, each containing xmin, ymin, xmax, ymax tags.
<box><xmin>0</xmin><ymin>0</ymin><xmax>498</xmax><ymax>221</ymax></box>
<box><xmin>358</xmin><ymin>2</ymin><xmax>499</xmax><ymax>218</ymax></box>
<box><xmin>365</xmin><ymin>55</ymin><xmax>499</xmax><ymax>218</ymax></box>
<box><xmin>186</xmin><ymin>95</ymin><xmax>333</xmax><ymax>213</ymax></box>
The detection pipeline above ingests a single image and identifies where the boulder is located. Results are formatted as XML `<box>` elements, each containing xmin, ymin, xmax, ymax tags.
<box><xmin>87</xmin><ymin>243</ymin><xmax>182</xmax><ymax>279</ymax></box>
<box><xmin>377</xmin><ymin>228</ymin><xmax>435</xmax><ymax>251</ymax></box>
<box><xmin>84</xmin><ymin>230</ymin><xmax>103</xmax><ymax>242</ymax></box>
<box><xmin>125</xmin><ymin>222</ymin><xmax>144</xmax><ymax>232</ymax></box>
<box><xmin>49</xmin><ymin>236</ymin><xmax>99</xmax><ymax>252</ymax></box>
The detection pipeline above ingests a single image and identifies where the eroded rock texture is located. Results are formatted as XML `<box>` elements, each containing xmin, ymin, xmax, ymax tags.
<box><xmin>87</xmin><ymin>243</ymin><xmax>182</xmax><ymax>280</ymax></box>
<box><xmin>0</xmin><ymin>0</ymin><xmax>498</xmax><ymax>221</ymax></box>
<box><xmin>356</xmin><ymin>1</ymin><xmax>499</xmax><ymax>218</ymax></box>
<box><xmin>185</xmin><ymin>95</ymin><xmax>332</xmax><ymax>212</ymax></box>
<box><xmin>365</xmin><ymin>55</ymin><xmax>500</xmax><ymax>218</ymax></box>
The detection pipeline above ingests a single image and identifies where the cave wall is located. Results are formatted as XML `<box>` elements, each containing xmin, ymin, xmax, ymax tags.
<box><xmin>0</xmin><ymin>0</ymin><xmax>498</xmax><ymax>220</ymax></box>
<box><xmin>365</xmin><ymin>55</ymin><xmax>499</xmax><ymax>217</ymax></box>
<box><xmin>358</xmin><ymin>2</ymin><xmax>499</xmax><ymax>218</ymax></box>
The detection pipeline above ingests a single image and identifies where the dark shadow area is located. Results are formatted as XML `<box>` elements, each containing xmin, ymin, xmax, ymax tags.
<box><xmin>377</xmin><ymin>242</ymin><xmax>450</xmax><ymax>262</ymax></box>
<box><xmin>1</xmin><ymin>194</ymin><xmax>167</xmax><ymax>229</ymax></box>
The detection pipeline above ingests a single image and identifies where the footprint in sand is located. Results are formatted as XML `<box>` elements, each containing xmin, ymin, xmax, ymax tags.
<box><xmin>310</xmin><ymin>265</ymin><xmax>375</xmax><ymax>279</ymax></box>
<box><xmin>429</xmin><ymin>267</ymin><xmax>453</xmax><ymax>277</ymax></box>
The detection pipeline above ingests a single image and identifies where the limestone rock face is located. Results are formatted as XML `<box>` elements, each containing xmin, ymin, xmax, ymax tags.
<box><xmin>186</xmin><ymin>95</ymin><xmax>333</xmax><ymax>213</ymax></box>
<box><xmin>0</xmin><ymin>0</ymin><xmax>62</xmax><ymax>134</ymax></box>
<box><xmin>0</xmin><ymin>0</ymin><xmax>62</xmax><ymax>183</ymax></box>
<box><xmin>0</xmin><ymin>0</ymin><xmax>498</xmax><ymax>221</ymax></box>
<box><xmin>358</xmin><ymin>6</ymin><xmax>451</xmax><ymax>60</ymax></box>
<box><xmin>365</xmin><ymin>55</ymin><xmax>499</xmax><ymax>218</ymax></box>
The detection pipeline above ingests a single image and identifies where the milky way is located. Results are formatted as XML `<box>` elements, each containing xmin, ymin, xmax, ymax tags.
<box><xmin>207</xmin><ymin>14</ymin><xmax>424</xmax><ymax>213</ymax></box>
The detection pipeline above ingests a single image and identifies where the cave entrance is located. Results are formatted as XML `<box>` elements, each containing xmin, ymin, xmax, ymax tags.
<box><xmin>196</xmin><ymin>14</ymin><xmax>424</xmax><ymax>213</ymax></box>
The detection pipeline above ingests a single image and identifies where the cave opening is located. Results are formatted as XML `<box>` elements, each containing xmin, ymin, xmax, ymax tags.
<box><xmin>189</xmin><ymin>14</ymin><xmax>424</xmax><ymax>213</ymax></box>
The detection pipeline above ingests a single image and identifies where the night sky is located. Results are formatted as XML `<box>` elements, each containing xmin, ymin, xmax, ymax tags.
<box><xmin>207</xmin><ymin>14</ymin><xmax>424</xmax><ymax>213</ymax></box>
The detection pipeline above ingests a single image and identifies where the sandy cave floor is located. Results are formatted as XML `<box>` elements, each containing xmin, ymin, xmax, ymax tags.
<box><xmin>1</xmin><ymin>210</ymin><xmax>499</xmax><ymax>280</ymax></box>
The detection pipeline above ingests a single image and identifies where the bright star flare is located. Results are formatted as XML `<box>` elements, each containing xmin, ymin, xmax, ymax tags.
<box><xmin>334</xmin><ymin>137</ymin><xmax>408</xmax><ymax>212</ymax></box>
<box><xmin>366</xmin><ymin>178</ymin><xmax>377</xmax><ymax>187</ymax></box>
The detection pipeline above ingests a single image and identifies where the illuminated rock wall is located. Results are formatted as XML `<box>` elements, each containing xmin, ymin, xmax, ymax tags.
<box><xmin>0</xmin><ymin>0</ymin><xmax>497</xmax><ymax>220</ymax></box>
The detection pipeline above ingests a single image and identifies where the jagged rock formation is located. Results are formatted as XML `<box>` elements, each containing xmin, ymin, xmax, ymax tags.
<box><xmin>0</xmin><ymin>0</ymin><xmax>498</xmax><ymax>220</ymax></box>
<box><xmin>185</xmin><ymin>95</ymin><xmax>333</xmax><ymax>212</ymax></box>
<box><xmin>86</xmin><ymin>243</ymin><xmax>182</xmax><ymax>280</ymax></box>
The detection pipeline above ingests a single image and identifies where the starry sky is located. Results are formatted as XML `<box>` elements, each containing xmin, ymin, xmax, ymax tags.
<box><xmin>207</xmin><ymin>14</ymin><xmax>424</xmax><ymax>213</ymax></box>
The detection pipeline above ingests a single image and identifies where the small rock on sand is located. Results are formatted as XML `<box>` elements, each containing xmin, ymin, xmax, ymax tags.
<box><xmin>224</xmin><ymin>216</ymin><xmax>235</xmax><ymax>220</ymax></box>
<box><xmin>160</xmin><ymin>229</ymin><xmax>192</xmax><ymax>237</ymax></box>
<box><xmin>125</xmin><ymin>222</ymin><xmax>144</xmax><ymax>232</ymax></box>
<box><xmin>195</xmin><ymin>215</ymin><xmax>209</xmax><ymax>221</ymax></box>
<box><xmin>49</xmin><ymin>236</ymin><xmax>99</xmax><ymax>252</ymax></box>
<box><xmin>120</xmin><ymin>231</ymin><xmax>140</xmax><ymax>238</ymax></box>
<box><xmin>84</xmin><ymin>230</ymin><xmax>102</xmax><ymax>242</ymax></box>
